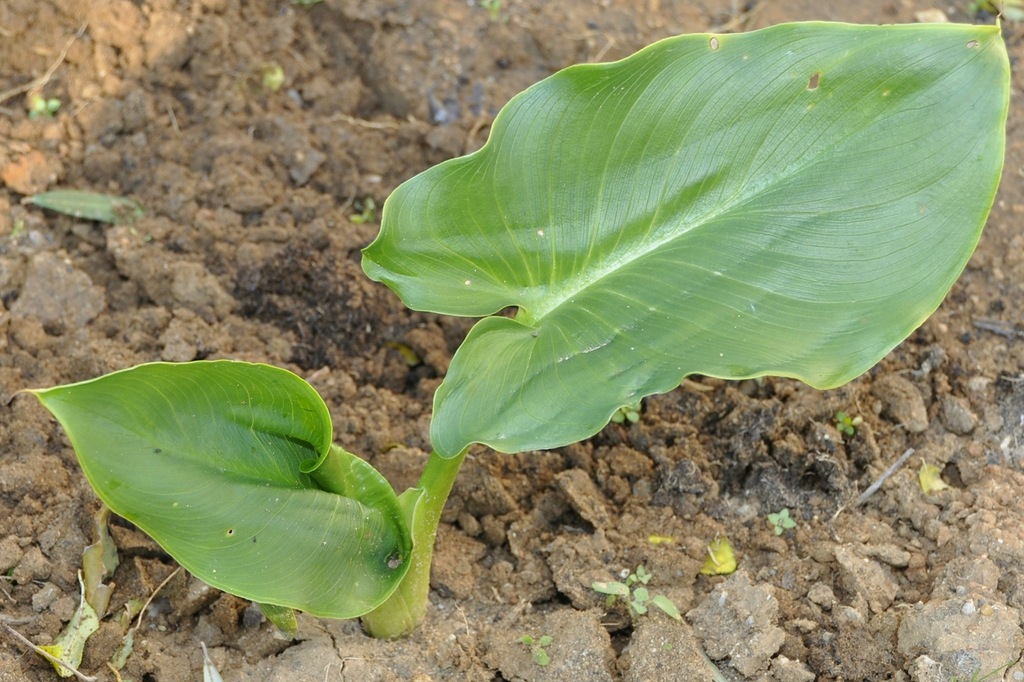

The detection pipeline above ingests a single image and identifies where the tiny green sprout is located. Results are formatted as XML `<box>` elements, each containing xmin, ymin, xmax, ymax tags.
<box><xmin>290</xmin><ymin>0</ymin><xmax>323</xmax><ymax>5</ymax></box>
<box><xmin>766</xmin><ymin>508</ymin><xmax>797</xmax><ymax>536</ymax></box>
<box><xmin>835</xmin><ymin>410</ymin><xmax>863</xmax><ymax>436</ymax></box>
<box><xmin>480</xmin><ymin>0</ymin><xmax>503</xmax><ymax>22</ymax></box>
<box><xmin>611</xmin><ymin>402</ymin><xmax>641</xmax><ymax>424</ymax></box>
<box><xmin>261</xmin><ymin>64</ymin><xmax>285</xmax><ymax>92</ymax></box>
<box><xmin>592</xmin><ymin>565</ymin><xmax>682</xmax><ymax>621</ymax></box>
<box><xmin>350</xmin><ymin>197</ymin><xmax>377</xmax><ymax>224</ymax></box>
<box><xmin>520</xmin><ymin>634</ymin><xmax>552</xmax><ymax>666</ymax></box>
<box><xmin>28</xmin><ymin>92</ymin><xmax>61</xmax><ymax>120</ymax></box>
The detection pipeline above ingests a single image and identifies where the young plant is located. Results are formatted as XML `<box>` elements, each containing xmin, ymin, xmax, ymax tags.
<box><xmin>28</xmin><ymin>92</ymin><xmax>61</xmax><ymax>119</ymax></box>
<box><xmin>519</xmin><ymin>634</ymin><xmax>552</xmax><ymax>666</ymax></box>
<box><xmin>593</xmin><ymin>565</ymin><xmax>682</xmax><ymax>621</ymax></box>
<box><xmin>835</xmin><ymin>411</ymin><xmax>862</xmax><ymax>436</ymax></box>
<box><xmin>28</xmin><ymin>22</ymin><xmax>1008</xmax><ymax>639</ymax></box>
<box><xmin>767</xmin><ymin>508</ymin><xmax>797</xmax><ymax>536</ymax></box>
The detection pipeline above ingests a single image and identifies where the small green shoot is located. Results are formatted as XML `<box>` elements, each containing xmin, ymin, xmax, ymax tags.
<box><xmin>592</xmin><ymin>565</ymin><xmax>682</xmax><ymax>621</ymax></box>
<box><xmin>28</xmin><ymin>92</ymin><xmax>61</xmax><ymax>119</ymax></box>
<box><xmin>350</xmin><ymin>197</ymin><xmax>377</xmax><ymax>224</ymax></box>
<box><xmin>611</xmin><ymin>402</ymin><xmax>641</xmax><ymax>424</ymax></box>
<box><xmin>480</xmin><ymin>0</ymin><xmax>504</xmax><ymax>22</ymax></box>
<box><xmin>968</xmin><ymin>0</ymin><xmax>1024</xmax><ymax>21</ymax></box>
<box><xmin>835</xmin><ymin>411</ymin><xmax>862</xmax><ymax>436</ymax></box>
<box><xmin>261</xmin><ymin>63</ymin><xmax>285</xmax><ymax>92</ymax></box>
<box><xmin>520</xmin><ymin>634</ymin><xmax>552</xmax><ymax>666</ymax></box>
<box><xmin>766</xmin><ymin>508</ymin><xmax>797</xmax><ymax>536</ymax></box>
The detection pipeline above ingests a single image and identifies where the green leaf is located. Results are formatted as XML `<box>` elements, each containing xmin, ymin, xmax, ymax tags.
<box><xmin>27</xmin><ymin>189</ymin><xmax>144</xmax><ymax>224</ymax></box>
<box><xmin>650</xmin><ymin>594</ymin><xmax>683</xmax><ymax>621</ymax></box>
<box><xmin>592</xmin><ymin>580</ymin><xmax>630</xmax><ymax>597</ymax></box>
<box><xmin>363</xmin><ymin>22</ymin><xmax>1009</xmax><ymax>457</ymax></box>
<box><xmin>29</xmin><ymin>361</ymin><xmax>412</xmax><ymax>619</ymax></box>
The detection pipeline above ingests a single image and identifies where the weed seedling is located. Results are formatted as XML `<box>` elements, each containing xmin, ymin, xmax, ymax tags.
<box><xmin>610</xmin><ymin>402</ymin><xmax>641</xmax><ymax>425</ymax></box>
<box><xmin>27</xmin><ymin>22</ymin><xmax>1009</xmax><ymax>640</ymax></box>
<box><xmin>766</xmin><ymin>508</ymin><xmax>797</xmax><ymax>536</ymax></box>
<box><xmin>519</xmin><ymin>634</ymin><xmax>552</xmax><ymax>666</ymax></box>
<box><xmin>350</xmin><ymin>197</ymin><xmax>377</xmax><ymax>224</ymax></box>
<box><xmin>592</xmin><ymin>565</ymin><xmax>682</xmax><ymax>621</ymax></box>
<box><xmin>480</xmin><ymin>0</ymin><xmax>504</xmax><ymax>22</ymax></box>
<box><xmin>835</xmin><ymin>411</ymin><xmax>862</xmax><ymax>436</ymax></box>
<box><xmin>28</xmin><ymin>92</ymin><xmax>60</xmax><ymax>119</ymax></box>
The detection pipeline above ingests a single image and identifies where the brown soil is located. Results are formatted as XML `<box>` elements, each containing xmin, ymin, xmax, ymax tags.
<box><xmin>2</xmin><ymin>1</ymin><xmax>1023</xmax><ymax>681</ymax></box>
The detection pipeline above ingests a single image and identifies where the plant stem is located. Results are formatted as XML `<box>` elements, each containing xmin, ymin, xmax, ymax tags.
<box><xmin>361</xmin><ymin>447</ymin><xmax>468</xmax><ymax>639</ymax></box>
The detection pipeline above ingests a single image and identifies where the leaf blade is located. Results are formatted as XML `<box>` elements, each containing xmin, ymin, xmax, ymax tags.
<box><xmin>30</xmin><ymin>361</ymin><xmax>411</xmax><ymax>619</ymax></box>
<box><xmin>364</xmin><ymin>22</ymin><xmax>1009</xmax><ymax>456</ymax></box>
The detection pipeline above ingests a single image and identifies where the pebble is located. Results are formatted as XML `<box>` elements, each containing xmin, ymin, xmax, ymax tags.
<box><xmin>872</xmin><ymin>374</ymin><xmax>929</xmax><ymax>433</ymax></box>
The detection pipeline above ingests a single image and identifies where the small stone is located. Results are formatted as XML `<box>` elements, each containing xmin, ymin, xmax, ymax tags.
<box><xmin>771</xmin><ymin>655</ymin><xmax>816</xmax><ymax>682</ymax></box>
<box><xmin>0</xmin><ymin>535</ymin><xmax>24</xmax><ymax>572</ymax></box>
<box><xmin>962</xmin><ymin>600</ymin><xmax>977</xmax><ymax>615</ymax></box>
<box><xmin>807</xmin><ymin>583</ymin><xmax>835</xmax><ymax>610</ymax></box>
<box><xmin>872</xmin><ymin>375</ymin><xmax>929</xmax><ymax>433</ymax></box>
<box><xmin>939</xmin><ymin>395</ymin><xmax>977</xmax><ymax>435</ymax></box>
<box><xmin>13</xmin><ymin>545</ymin><xmax>52</xmax><ymax>585</ymax></box>
<box><xmin>31</xmin><ymin>582</ymin><xmax>61</xmax><ymax>611</ymax></box>
<box><xmin>555</xmin><ymin>469</ymin><xmax>610</xmax><ymax>528</ymax></box>
<box><xmin>915</xmin><ymin>8</ymin><xmax>949</xmax><ymax>22</ymax></box>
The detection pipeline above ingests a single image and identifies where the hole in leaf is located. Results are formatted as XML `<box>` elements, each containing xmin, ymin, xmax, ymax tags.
<box><xmin>226</xmin><ymin>529</ymin><xmax>235</xmax><ymax>536</ymax></box>
<box><xmin>966</xmin><ymin>39</ymin><xmax>979</xmax><ymax>48</ymax></box>
<box><xmin>807</xmin><ymin>72</ymin><xmax>821</xmax><ymax>90</ymax></box>
<box><xmin>709</xmin><ymin>36</ymin><xmax>720</xmax><ymax>50</ymax></box>
<box><xmin>387</xmin><ymin>551</ymin><xmax>402</xmax><ymax>570</ymax></box>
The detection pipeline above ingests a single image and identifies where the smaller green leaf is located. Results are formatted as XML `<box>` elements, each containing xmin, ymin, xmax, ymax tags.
<box><xmin>29</xmin><ymin>361</ymin><xmax>413</xmax><ymax>619</ymax></box>
<box><xmin>592</xmin><ymin>580</ymin><xmax>630</xmax><ymax>597</ymax></box>
<box><xmin>27</xmin><ymin>189</ymin><xmax>143</xmax><ymax>224</ymax></box>
<box><xmin>82</xmin><ymin>505</ymin><xmax>118</xmax><ymax>617</ymax></box>
<box><xmin>538</xmin><ymin>635</ymin><xmax>552</xmax><ymax>647</ymax></box>
<box><xmin>258</xmin><ymin>603</ymin><xmax>298</xmax><ymax>639</ymax></box>
<box><xmin>40</xmin><ymin>578</ymin><xmax>99</xmax><ymax>678</ymax></box>
<box><xmin>650</xmin><ymin>595</ymin><xmax>682</xmax><ymax>621</ymax></box>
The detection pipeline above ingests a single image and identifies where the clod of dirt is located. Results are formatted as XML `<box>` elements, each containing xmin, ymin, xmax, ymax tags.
<box><xmin>10</xmin><ymin>252</ymin><xmax>105</xmax><ymax>331</ymax></box>
<box><xmin>833</xmin><ymin>545</ymin><xmax>899</xmax><ymax>614</ymax></box>
<box><xmin>872</xmin><ymin>374</ymin><xmax>929</xmax><ymax>433</ymax></box>
<box><xmin>771</xmin><ymin>655</ymin><xmax>816</xmax><ymax>682</ymax></box>
<box><xmin>938</xmin><ymin>394</ymin><xmax>978</xmax><ymax>435</ymax></box>
<box><xmin>1</xmin><ymin>150</ymin><xmax>63</xmax><ymax>195</ymax></box>
<box><xmin>686</xmin><ymin>570</ymin><xmax>785</xmax><ymax>677</ymax></box>
<box><xmin>897</xmin><ymin>596</ymin><xmax>1023</xmax><ymax>681</ymax></box>
<box><xmin>556</xmin><ymin>468</ymin><xmax>610</xmax><ymax>529</ymax></box>
<box><xmin>483</xmin><ymin>608</ymin><xmax>614</xmax><ymax>682</ymax></box>
<box><xmin>620</xmin><ymin>615</ymin><xmax>714</xmax><ymax>681</ymax></box>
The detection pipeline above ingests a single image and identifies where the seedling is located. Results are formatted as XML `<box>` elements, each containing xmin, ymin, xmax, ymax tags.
<box><xmin>27</xmin><ymin>22</ymin><xmax>1008</xmax><ymax>640</ymax></box>
<box><xmin>350</xmin><ymin>197</ymin><xmax>377</xmax><ymax>224</ymax></box>
<box><xmin>592</xmin><ymin>565</ymin><xmax>682</xmax><ymax>621</ymax></box>
<box><xmin>261</xmin><ymin>63</ymin><xmax>285</xmax><ymax>92</ymax></box>
<box><xmin>519</xmin><ymin>634</ymin><xmax>552</xmax><ymax>666</ymax></box>
<box><xmin>835</xmin><ymin>411</ymin><xmax>863</xmax><ymax>436</ymax></box>
<box><xmin>28</xmin><ymin>92</ymin><xmax>60</xmax><ymax>119</ymax></box>
<box><xmin>767</xmin><ymin>508</ymin><xmax>797</xmax><ymax>535</ymax></box>
<box><xmin>610</xmin><ymin>402</ymin><xmax>641</xmax><ymax>424</ymax></box>
<box><xmin>480</xmin><ymin>0</ymin><xmax>504</xmax><ymax>22</ymax></box>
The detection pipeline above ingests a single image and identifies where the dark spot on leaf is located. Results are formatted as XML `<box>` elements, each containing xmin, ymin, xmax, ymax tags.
<box><xmin>807</xmin><ymin>72</ymin><xmax>821</xmax><ymax>90</ymax></box>
<box><xmin>252</xmin><ymin>536</ymin><xmax>257</xmax><ymax>543</ymax></box>
<box><xmin>387</xmin><ymin>551</ymin><xmax>402</xmax><ymax>570</ymax></box>
<box><xmin>966</xmin><ymin>39</ymin><xmax>979</xmax><ymax>49</ymax></box>
<box><xmin>226</xmin><ymin>528</ymin><xmax>234</xmax><ymax>536</ymax></box>
<box><xmin>154</xmin><ymin>448</ymin><xmax>162</xmax><ymax>453</ymax></box>
<box><xmin>709</xmin><ymin>36</ymin><xmax>720</xmax><ymax>51</ymax></box>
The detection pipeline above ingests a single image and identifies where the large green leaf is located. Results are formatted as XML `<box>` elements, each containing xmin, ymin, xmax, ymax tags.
<box><xmin>363</xmin><ymin>22</ymin><xmax>1009</xmax><ymax>457</ymax></box>
<box><xmin>30</xmin><ymin>361</ymin><xmax>412</xmax><ymax>618</ymax></box>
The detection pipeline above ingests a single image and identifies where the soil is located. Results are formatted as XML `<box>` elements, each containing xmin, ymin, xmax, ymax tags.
<box><xmin>1</xmin><ymin>1</ymin><xmax>1023</xmax><ymax>681</ymax></box>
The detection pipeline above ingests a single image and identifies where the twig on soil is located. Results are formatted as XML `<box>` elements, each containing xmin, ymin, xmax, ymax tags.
<box><xmin>0</xmin><ymin>22</ymin><xmax>87</xmax><ymax>106</ymax></box>
<box><xmin>831</xmin><ymin>447</ymin><xmax>915</xmax><ymax>525</ymax></box>
<box><xmin>133</xmin><ymin>566</ymin><xmax>181</xmax><ymax>632</ymax></box>
<box><xmin>974</xmin><ymin>319</ymin><xmax>1023</xmax><ymax>339</ymax></box>
<box><xmin>326</xmin><ymin>112</ymin><xmax>401</xmax><ymax>130</ymax></box>
<box><xmin>1</xmin><ymin>622</ymin><xmax>98</xmax><ymax>681</ymax></box>
<box><xmin>165</xmin><ymin>102</ymin><xmax>181</xmax><ymax>134</ymax></box>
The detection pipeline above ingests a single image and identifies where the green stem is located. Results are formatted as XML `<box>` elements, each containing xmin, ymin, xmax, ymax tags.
<box><xmin>361</xmin><ymin>447</ymin><xmax>468</xmax><ymax>639</ymax></box>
